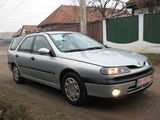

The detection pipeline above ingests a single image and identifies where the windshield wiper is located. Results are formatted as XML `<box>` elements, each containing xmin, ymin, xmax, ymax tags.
<box><xmin>64</xmin><ymin>49</ymin><xmax>86</xmax><ymax>52</ymax></box>
<box><xmin>86</xmin><ymin>46</ymin><xmax>102</xmax><ymax>50</ymax></box>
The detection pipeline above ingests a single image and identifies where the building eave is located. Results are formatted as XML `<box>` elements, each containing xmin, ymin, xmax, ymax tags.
<box><xmin>38</xmin><ymin>22</ymin><xmax>79</xmax><ymax>28</ymax></box>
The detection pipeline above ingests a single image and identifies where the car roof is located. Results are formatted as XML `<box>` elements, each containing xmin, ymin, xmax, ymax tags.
<box><xmin>26</xmin><ymin>31</ymin><xmax>77</xmax><ymax>36</ymax></box>
<box><xmin>45</xmin><ymin>31</ymin><xmax>77</xmax><ymax>34</ymax></box>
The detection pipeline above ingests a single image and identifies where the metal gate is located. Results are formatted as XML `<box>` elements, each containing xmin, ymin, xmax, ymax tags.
<box><xmin>144</xmin><ymin>13</ymin><xmax>160</xmax><ymax>44</ymax></box>
<box><xmin>106</xmin><ymin>16</ymin><xmax>138</xmax><ymax>43</ymax></box>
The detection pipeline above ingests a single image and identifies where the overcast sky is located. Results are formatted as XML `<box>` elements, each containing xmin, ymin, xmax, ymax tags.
<box><xmin>0</xmin><ymin>0</ymin><xmax>73</xmax><ymax>32</ymax></box>
<box><xmin>0</xmin><ymin>0</ymin><xmax>128</xmax><ymax>33</ymax></box>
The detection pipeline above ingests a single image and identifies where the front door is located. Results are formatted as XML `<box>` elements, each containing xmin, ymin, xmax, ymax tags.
<box><xmin>29</xmin><ymin>35</ymin><xmax>56</xmax><ymax>83</ymax></box>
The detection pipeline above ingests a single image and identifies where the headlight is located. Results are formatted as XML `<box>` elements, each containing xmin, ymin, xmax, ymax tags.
<box><xmin>100</xmin><ymin>67</ymin><xmax>130</xmax><ymax>75</ymax></box>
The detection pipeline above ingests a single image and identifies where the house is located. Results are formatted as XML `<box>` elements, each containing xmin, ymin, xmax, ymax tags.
<box><xmin>13</xmin><ymin>28</ymin><xmax>22</xmax><ymax>37</ymax></box>
<box><xmin>13</xmin><ymin>25</ymin><xmax>39</xmax><ymax>37</ymax></box>
<box><xmin>126</xmin><ymin>0</ymin><xmax>160</xmax><ymax>15</ymax></box>
<box><xmin>38</xmin><ymin>5</ymin><xmax>129</xmax><ymax>31</ymax></box>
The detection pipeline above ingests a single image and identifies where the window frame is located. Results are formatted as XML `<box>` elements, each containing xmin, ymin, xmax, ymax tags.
<box><xmin>32</xmin><ymin>35</ymin><xmax>53</xmax><ymax>56</ymax></box>
<box><xmin>17</xmin><ymin>36</ymin><xmax>35</xmax><ymax>53</ymax></box>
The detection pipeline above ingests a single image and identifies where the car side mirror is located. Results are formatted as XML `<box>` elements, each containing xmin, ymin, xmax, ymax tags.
<box><xmin>38</xmin><ymin>48</ymin><xmax>50</xmax><ymax>55</ymax></box>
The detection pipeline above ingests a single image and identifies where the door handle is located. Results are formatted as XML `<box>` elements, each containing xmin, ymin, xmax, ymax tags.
<box><xmin>15</xmin><ymin>54</ymin><xmax>18</xmax><ymax>57</ymax></box>
<box><xmin>31</xmin><ymin>57</ymin><xmax>35</xmax><ymax>60</ymax></box>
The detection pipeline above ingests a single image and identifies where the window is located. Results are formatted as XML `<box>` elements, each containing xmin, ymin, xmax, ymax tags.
<box><xmin>33</xmin><ymin>36</ymin><xmax>51</xmax><ymax>53</ymax></box>
<box><xmin>18</xmin><ymin>36</ymin><xmax>34</xmax><ymax>52</ymax></box>
<box><xmin>50</xmin><ymin>33</ymin><xmax>103</xmax><ymax>52</ymax></box>
<box><xmin>10</xmin><ymin>36</ymin><xmax>25</xmax><ymax>50</ymax></box>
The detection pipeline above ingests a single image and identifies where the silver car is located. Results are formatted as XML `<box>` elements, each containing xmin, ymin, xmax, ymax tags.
<box><xmin>8</xmin><ymin>32</ymin><xmax>154</xmax><ymax>106</ymax></box>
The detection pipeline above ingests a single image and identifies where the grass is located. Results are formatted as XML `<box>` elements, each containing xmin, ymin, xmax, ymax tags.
<box><xmin>0</xmin><ymin>86</ymin><xmax>72</xmax><ymax>120</ymax></box>
<box><xmin>142</xmin><ymin>53</ymin><xmax>160</xmax><ymax>65</ymax></box>
<box><xmin>0</xmin><ymin>100</ymin><xmax>32</xmax><ymax>120</ymax></box>
<box><xmin>0</xmin><ymin>85</ymin><xmax>33</xmax><ymax>120</ymax></box>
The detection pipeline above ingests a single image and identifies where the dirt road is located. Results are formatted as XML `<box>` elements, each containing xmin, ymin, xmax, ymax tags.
<box><xmin>0</xmin><ymin>46</ymin><xmax>160</xmax><ymax>120</ymax></box>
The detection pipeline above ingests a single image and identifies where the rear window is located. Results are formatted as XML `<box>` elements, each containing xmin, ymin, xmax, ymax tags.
<box><xmin>10</xmin><ymin>36</ymin><xmax>25</xmax><ymax>50</ymax></box>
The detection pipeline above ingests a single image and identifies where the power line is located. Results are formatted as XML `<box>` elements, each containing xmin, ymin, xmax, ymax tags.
<box><xmin>0</xmin><ymin>0</ymin><xmax>26</xmax><ymax>22</ymax></box>
<box><xmin>13</xmin><ymin>0</ymin><xmax>26</xmax><ymax>9</ymax></box>
<box><xmin>0</xmin><ymin>0</ymin><xmax>9</xmax><ymax>9</ymax></box>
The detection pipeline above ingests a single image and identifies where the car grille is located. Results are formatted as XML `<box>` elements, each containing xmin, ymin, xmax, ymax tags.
<box><xmin>127</xmin><ymin>81</ymin><xmax>153</xmax><ymax>93</ymax></box>
<box><xmin>107</xmin><ymin>67</ymin><xmax>154</xmax><ymax>84</ymax></box>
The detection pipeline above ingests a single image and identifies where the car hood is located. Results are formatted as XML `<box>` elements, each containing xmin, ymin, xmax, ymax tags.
<box><xmin>59</xmin><ymin>48</ymin><xmax>147</xmax><ymax>67</ymax></box>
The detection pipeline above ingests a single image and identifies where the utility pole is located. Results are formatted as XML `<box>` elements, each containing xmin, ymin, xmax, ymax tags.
<box><xmin>80</xmin><ymin>0</ymin><xmax>87</xmax><ymax>34</ymax></box>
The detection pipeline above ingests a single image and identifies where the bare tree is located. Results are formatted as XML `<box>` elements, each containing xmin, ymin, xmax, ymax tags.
<box><xmin>87</xmin><ymin>0</ymin><xmax>126</xmax><ymax>18</ymax></box>
<box><xmin>70</xmin><ymin>0</ymin><xmax>126</xmax><ymax>20</ymax></box>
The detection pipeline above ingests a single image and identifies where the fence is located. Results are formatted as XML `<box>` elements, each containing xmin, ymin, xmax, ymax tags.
<box><xmin>103</xmin><ymin>13</ymin><xmax>160</xmax><ymax>53</ymax></box>
<box><xmin>144</xmin><ymin>13</ymin><xmax>160</xmax><ymax>43</ymax></box>
<box><xmin>106</xmin><ymin>16</ymin><xmax>138</xmax><ymax>43</ymax></box>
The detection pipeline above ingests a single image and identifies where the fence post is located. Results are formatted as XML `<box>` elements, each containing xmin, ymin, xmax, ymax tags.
<box><xmin>103</xmin><ymin>19</ymin><xmax>107</xmax><ymax>44</ymax></box>
<box><xmin>138</xmin><ymin>14</ymin><xmax>144</xmax><ymax>42</ymax></box>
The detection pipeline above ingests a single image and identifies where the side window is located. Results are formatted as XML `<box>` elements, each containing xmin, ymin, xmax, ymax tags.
<box><xmin>10</xmin><ymin>36</ymin><xmax>25</xmax><ymax>50</ymax></box>
<box><xmin>33</xmin><ymin>36</ymin><xmax>52</xmax><ymax>53</ymax></box>
<box><xmin>18</xmin><ymin>36</ymin><xmax>34</xmax><ymax>52</ymax></box>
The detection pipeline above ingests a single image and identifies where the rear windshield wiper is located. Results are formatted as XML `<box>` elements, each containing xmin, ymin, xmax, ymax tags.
<box><xmin>86</xmin><ymin>47</ymin><xmax>102</xmax><ymax>50</ymax></box>
<box><xmin>64</xmin><ymin>49</ymin><xmax>86</xmax><ymax>52</ymax></box>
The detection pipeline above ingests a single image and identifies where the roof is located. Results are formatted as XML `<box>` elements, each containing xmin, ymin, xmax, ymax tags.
<box><xmin>126</xmin><ymin>0</ymin><xmax>141</xmax><ymax>8</ymax></box>
<box><xmin>13</xmin><ymin>25</ymin><xmax>39</xmax><ymax>37</ymax></box>
<box><xmin>126</xmin><ymin>0</ymin><xmax>160</xmax><ymax>8</ymax></box>
<box><xmin>38</xmin><ymin>5</ymin><xmax>123</xmax><ymax>27</ymax></box>
<box><xmin>127</xmin><ymin>0</ymin><xmax>140</xmax><ymax>4</ymax></box>
<box><xmin>13</xmin><ymin>28</ymin><xmax>22</xmax><ymax>37</ymax></box>
<box><xmin>22</xmin><ymin>25</ymin><xmax>39</xmax><ymax>33</ymax></box>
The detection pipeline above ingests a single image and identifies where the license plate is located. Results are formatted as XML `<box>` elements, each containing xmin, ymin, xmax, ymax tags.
<box><xmin>137</xmin><ymin>75</ymin><xmax>152</xmax><ymax>87</ymax></box>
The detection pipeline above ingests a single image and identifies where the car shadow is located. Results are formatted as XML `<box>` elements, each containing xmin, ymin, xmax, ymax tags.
<box><xmin>24</xmin><ymin>79</ymin><xmax>64</xmax><ymax>99</ymax></box>
<box><xmin>85</xmin><ymin>90</ymin><xmax>154</xmax><ymax>110</ymax></box>
<box><xmin>23</xmin><ymin>79</ymin><xmax>154</xmax><ymax>110</ymax></box>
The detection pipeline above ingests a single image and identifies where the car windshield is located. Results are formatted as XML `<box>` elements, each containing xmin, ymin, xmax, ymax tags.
<box><xmin>49</xmin><ymin>33</ymin><xmax>104</xmax><ymax>52</ymax></box>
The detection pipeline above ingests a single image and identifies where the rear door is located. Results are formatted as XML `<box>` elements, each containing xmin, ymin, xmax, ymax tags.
<box><xmin>16</xmin><ymin>36</ymin><xmax>34</xmax><ymax>76</ymax></box>
<box><xmin>29</xmin><ymin>35</ymin><xmax>56</xmax><ymax>83</ymax></box>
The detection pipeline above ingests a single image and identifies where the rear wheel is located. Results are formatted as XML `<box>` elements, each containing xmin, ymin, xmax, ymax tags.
<box><xmin>12</xmin><ymin>66</ymin><xmax>24</xmax><ymax>84</ymax></box>
<box><xmin>62</xmin><ymin>72</ymin><xmax>88</xmax><ymax>106</ymax></box>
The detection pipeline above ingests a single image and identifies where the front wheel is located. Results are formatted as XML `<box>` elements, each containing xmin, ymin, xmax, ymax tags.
<box><xmin>62</xmin><ymin>72</ymin><xmax>88</xmax><ymax>106</ymax></box>
<box><xmin>12</xmin><ymin>66</ymin><xmax>24</xmax><ymax>84</ymax></box>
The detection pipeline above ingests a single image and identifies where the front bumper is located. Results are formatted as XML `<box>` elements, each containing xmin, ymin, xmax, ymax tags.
<box><xmin>85</xmin><ymin>79</ymin><xmax>153</xmax><ymax>98</ymax></box>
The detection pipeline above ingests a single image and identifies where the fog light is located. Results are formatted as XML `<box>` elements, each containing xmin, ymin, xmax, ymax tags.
<box><xmin>112</xmin><ymin>89</ymin><xmax>121</xmax><ymax>97</ymax></box>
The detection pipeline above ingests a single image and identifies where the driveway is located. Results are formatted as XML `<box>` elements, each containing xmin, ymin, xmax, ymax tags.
<box><xmin>0</xmin><ymin>46</ymin><xmax>160</xmax><ymax>120</ymax></box>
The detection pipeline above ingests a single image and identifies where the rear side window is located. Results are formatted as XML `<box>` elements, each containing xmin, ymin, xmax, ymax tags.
<box><xmin>10</xmin><ymin>36</ymin><xmax>25</xmax><ymax>50</ymax></box>
<box><xmin>18</xmin><ymin>36</ymin><xmax>34</xmax><ymax>52</ymax></box>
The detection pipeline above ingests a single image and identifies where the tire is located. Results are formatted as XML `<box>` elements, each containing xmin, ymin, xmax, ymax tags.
<box><xmin>62</xmin><ymin>72</ymin><xmax>88</xmax><ymax>106</ymax></box>
<box><xmin>12</xmin><ymin>65</ymin><xmax>25</xmax><ymax>84</ymax></box>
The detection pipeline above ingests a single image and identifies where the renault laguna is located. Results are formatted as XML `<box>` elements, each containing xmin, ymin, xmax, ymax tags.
<box><xmin>8</xmin><ymin>32</ymin><xmax>154</xmax><ymax>106</ymax></box>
